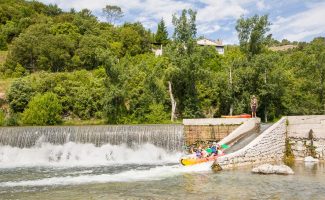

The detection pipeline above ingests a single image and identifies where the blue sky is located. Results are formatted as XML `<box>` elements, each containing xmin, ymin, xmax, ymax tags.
<box><xmin>39</xmin><ymin>0</ymin><xmax>325</xmax><ymax>44</ymax></box>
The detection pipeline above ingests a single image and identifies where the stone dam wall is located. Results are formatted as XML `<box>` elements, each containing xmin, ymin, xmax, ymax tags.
<box><xmin>288</xmin><ymin>115</ymin><xmax>325</xmax><ymax>160</ymax></box>
<box><xmin>183</xmin><ymin>118</ymin><xmax>250</xmax><ymax>146</ymax></box>
<box><xmin>215</xmin><ymin>117</ymin><xmax>287</xmax><ymax>169</ymax></box>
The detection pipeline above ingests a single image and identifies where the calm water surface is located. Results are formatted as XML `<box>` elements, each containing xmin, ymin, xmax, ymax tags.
<box><xmin>1</xmin><ymin>161</ymin><xmax>324</xmax><ymax>200</ymax></box>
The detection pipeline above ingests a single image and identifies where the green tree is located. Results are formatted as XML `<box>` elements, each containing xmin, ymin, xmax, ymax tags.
<box><xmin>0</xmin><ymin>109</ymin><xmax>5</xmax><ymax>126</ymax></box>
<box><xmin>164</xmin><ymin>9</ymin><xmax>204</xmax><ymax>118</ymax></box>
<box><xmin>155</xmin><ymin>18</ymin><xmax>168</xmax><ymax>45</ymax></box>
<box><xmin>7</xmin><ymin>79</ymin><xmax>34</xmax><ymax>113</ymax></box>
<box><xmin>236</xmin><ymin>14</ymin><xmax>271</xmax><ymax>58</ymax></box>
<box><xmin>102</xmin><ymin>5</ymin><xmax>123</xmax><ymax>24</ymax></box>
<box><xmin>303</xmin><ymin>37</ymin><xmax>325</xmax><ymax>113</ymax></box>
<box><xmin>172</xmin><ymin>9</ymin><xmax>197</xmax><ymax>52</ymax></box>
<box><xmin>21</xmin><ymin>92</ymin><xmax>62</xmax><ymax>125</ymax></box>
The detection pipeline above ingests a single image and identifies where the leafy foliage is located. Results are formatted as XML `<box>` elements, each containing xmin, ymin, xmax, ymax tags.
<box><xmin>21</xmin><ymin>92</ymin><xmax>62</xmax><ymax>125</ymax></box>
<box><xmin>2</xmin><ymin>2</ymin><xmax>325</xmax><ymax>126</ymax></box>
<box><xmin>236</xmin><ymin>15</ymin><xmax>271</xmax><ymax>58</ymax></box>
<box><xmin>102</xmin><ymin>5</ymin><xmax>123</xmax><ymax>24</ymax></box>
<box><xmin>155</xmin><ymin>18</ymin><xmax>168</xmax><ymax>45</ymax></box>
<box><xmin>0</xmin><ymin>109</ymin><xmax>5</xmax><ymax>125</ymax></box>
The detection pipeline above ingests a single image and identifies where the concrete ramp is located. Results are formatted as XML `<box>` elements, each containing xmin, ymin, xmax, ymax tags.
<box><xmin>217</xmin><ymin>118</ymin><xmax>261</xmax><ymax>147</ymax></box>
<box><xmin>224</xmin><ymin>123</ymin><xmax>273</xmax><ymax>154</ymax></box>
<box><xmin>215</xmin><ymin>117</ymin><xmax>287</xmax><ymax>169</ymax></box>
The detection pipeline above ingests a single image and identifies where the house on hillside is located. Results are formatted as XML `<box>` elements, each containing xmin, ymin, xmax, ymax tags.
<box><xmin>197</xmin><ymin>38</ymin><xmax>224</xmax><ymax>55</ymax></box>
<box><xmin>152</xmin><ymin>43</ymin><xmax>163</xmax><ymax>57</ymax></box>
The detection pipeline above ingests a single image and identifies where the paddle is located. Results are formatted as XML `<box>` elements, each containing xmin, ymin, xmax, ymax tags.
<box><xmin>221</xmin><ymin>144</ymin><xmax>230</xmax><ymax>149</ymax></box>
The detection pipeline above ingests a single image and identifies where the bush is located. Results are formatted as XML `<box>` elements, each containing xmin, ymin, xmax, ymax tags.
<box><xmin>4</xmin><ymin>113</ymin><xmax>20</xmax><ymax>126</ymax></box>
<box><xmin>21</xmin><ymin>92</ymin><xmax>62</xmax><ymax>125</ymax></box>
<box><xmin>7</xmin><ymin>79</ymin><xmax>34</xmax><ymax>113</ymax></box>
<box><xmin>145</xmin><ymin>104</ymin><xmax>170</xmax><ymax>123</ymax></box>
<box><xmin>0</xmin><ymin>109</ymin><xmax>5</xmax><ymax>126</ymax></box>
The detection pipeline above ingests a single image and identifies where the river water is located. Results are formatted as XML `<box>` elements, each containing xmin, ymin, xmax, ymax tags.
<box><xmin>0</xmin><ymin>125</ymin><xmax>325</xmax><ymax>199</ymax></box>
<box><xmin>0</xmin><ymin>142</ymin><xmax>324</xmax><ymax>200</ymax></box>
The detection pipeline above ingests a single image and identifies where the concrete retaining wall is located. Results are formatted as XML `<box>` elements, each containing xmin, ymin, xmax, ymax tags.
<box><xmin>183</xmin><ymin>118</ymin><xmax>250</xmax><ymax>146</ymax></box>
<box><xmin>216</xmin><ymin>117</ymin><xmax>287</xmax><ymax>169</ymax></box>
<box><xmin>288</xmin><ymin>115</ymin><xmax>325</xmax><ymax>160</ymax></box>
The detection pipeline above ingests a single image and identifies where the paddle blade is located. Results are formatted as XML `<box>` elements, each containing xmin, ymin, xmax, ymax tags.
<box><xmin>221</xmin><ymin>144</ymin><xmax>229</xmax><ymax>149</ymax></box>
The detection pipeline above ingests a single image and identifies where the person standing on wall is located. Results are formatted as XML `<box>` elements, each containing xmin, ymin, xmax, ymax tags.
<box><xmin>250</xmin><ymin>95</ymin><xmax>258</xmax><ymax>118</ymax></box>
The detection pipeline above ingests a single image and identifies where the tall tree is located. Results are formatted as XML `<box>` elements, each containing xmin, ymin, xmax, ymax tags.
<box><xmin>165</xmin><ymin>9</ymin><xmax>202</xmax><ymax>118</ymax></box>
<box><xmin>305</xmin><ymin>37</ymin><xmax>325</xmax><ymax>113</ymax></box>
<box><xmin>155</xmin><ymin>18</ymin><xmax>168</xmax><ymax>45</ymax></box>
<box><xmin>236</xmin><ymin>14</ymin><xmax>271</xmax><ymax>58</ymax></box>
<box><xmin>172</xmin><ymin>9</ymin><xmax>197</xmax><ymax>52</ymax></box>
<box><xmin>102</xmin><ymin>5</ymin><xmax>123</xmax><ymax>24</ymax></box>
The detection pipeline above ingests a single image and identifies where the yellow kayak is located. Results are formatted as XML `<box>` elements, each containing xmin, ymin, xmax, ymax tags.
<box><xmin>180</xmin><ymin>153</ymin><xmax>225</xmax><ymax>166</ymax></box>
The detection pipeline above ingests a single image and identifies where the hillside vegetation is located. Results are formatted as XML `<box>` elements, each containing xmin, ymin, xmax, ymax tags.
<box><xmin>0</xmin><ymin>0</ymin><xmax>325</xmax><ymax>126</ymax></box>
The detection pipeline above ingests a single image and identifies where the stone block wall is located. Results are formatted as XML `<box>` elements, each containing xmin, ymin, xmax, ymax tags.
<box><xmin>289</xmin><ymin>139</ymin><xmax>325</xmax><ymax>159</ymax></box>
<box><xmin>287</xmin><ymin>115</ymin><xmax>325</xmax><ymax>160</ymax></box>
<box><xmin>184</xmin><ymin>124</ymin><xmax>238</xmax><ymax>145</ymax></box>
<box><xmin>182</xmin><ymin>118</ymin><xmax>250</xmax><ymax>146</ymax></box>
<box><xmin>216</xmin><ymin>117</ymin><xmax>287</xmax><ymax>169</ymax></box>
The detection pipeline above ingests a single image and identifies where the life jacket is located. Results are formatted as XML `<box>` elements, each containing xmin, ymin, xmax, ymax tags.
<box><xmin>201</xmin><ymin>150</ymin><xmax>208</xmax><ymax>157</ymax></box>
<box><xmin>211</xmin><ymin>146</ymin><xmax>217</xmax><ymax>153</ymax></box>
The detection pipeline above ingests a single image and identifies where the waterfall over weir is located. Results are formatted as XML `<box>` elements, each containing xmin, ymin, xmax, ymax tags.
<box><xmin>0</xmin><ymin>125</ymin><xmax>184</xmax><ymax>151</ymax></box>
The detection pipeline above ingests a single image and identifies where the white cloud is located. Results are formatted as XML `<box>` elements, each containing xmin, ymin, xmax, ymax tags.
<box><xmin>196</xmin><ymin>0</ymin><xmax>248</xmax><ymax>23</ymax></box>
<box><xmin>198</xmin><ymin>24</ymin><xmax>221</xmax><ymax>35</ymax></box>
<box><xmin>256</xmin><ymin>0</ymin><xmax>269</xmax><ymax>10</ymax></box>
<box><xmin>271</xmin><ymin>2</ymin><xmax>325</xmax><ymax>41</ymax></box>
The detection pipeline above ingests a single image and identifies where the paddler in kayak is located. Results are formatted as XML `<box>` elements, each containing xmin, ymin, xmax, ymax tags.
<box><xmin>180</xmin><ymin>143</ymin><xmax>226</xmax><ymax>166</ymax></box>
<box><xmin>195</xmin><ymin>145</ymin><xmax>202</xmax><ymax>158</ymax></box>
<box><xmin>195</xmin><ymin>145</ymin><xmax>209</xmax><ymax>158</ymax></box>
<box><xmin>210</xmin><ymin>142</ymin><xmax>218</xmax><ymax>156</ymax></box>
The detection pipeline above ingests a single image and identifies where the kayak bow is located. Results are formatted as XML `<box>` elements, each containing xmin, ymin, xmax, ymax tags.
<box><xmin>180</xmin><ymin>153</ymin><xmax>225</xmax><ymax>166</ymax></box>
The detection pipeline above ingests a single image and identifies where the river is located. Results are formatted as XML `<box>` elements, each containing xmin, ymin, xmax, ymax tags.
<box><xmin>0</xmin><ymin>125</ymin><xmax>324</xmax><ymax>199</ymax></box>
<box><xmin>0</xmin><ymin>143</ymin><xmax>324</xmax><ymax>199</ymax></box>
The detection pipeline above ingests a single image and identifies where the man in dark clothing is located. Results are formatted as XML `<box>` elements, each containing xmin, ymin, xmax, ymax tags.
<box><xmin>250</xmin><ymin>95</ymin><xmax>258</xmax><ymax>118</ymax></box>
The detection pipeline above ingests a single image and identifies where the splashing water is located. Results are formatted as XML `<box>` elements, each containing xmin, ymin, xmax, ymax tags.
<box><xmin>0</xmin><ymin>142</ymin><xmax>182</xmax><ymax>168</ymax></box>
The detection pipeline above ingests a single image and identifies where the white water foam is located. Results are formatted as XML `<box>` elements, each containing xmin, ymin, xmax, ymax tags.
<box><xmin>0</xmin><ymin>142</ymin><xmax>181</xmax><ymax>168</ymax></box>
<box><xmin>0</xmin><ymin>162</ymin><xmax>213</xmax><ymax>187</ymax></box>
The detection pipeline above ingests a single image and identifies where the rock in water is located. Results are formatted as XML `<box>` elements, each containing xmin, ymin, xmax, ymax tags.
<box><xmin>211</xmin><ymin>163</ymin><xmax>222</xmax><ymax>172</ymax></box>
<box><xmin>304</xmin><ymin>156</ymin><xmax>319</xmax><ymax>163</ymax></box>
<box><xmin>252</xmin><ymin>164</ymin><xmax>294</xmax><ymax>175</ymax></box>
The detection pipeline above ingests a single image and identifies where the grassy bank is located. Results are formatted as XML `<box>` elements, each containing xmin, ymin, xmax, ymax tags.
<box><xmin>0</xmin><ymin>78</ymin><xmax>14</xmax><ymax>94</ymax></box>
<box><xmin>62</xmin><ymin>119</ymin><xmax>106</xmax><ymax>126</ymax></box>
<box><xmin>0</xmin><ymin>51</ymin><xmax>7</xmax><ymax>65</ymax></box>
